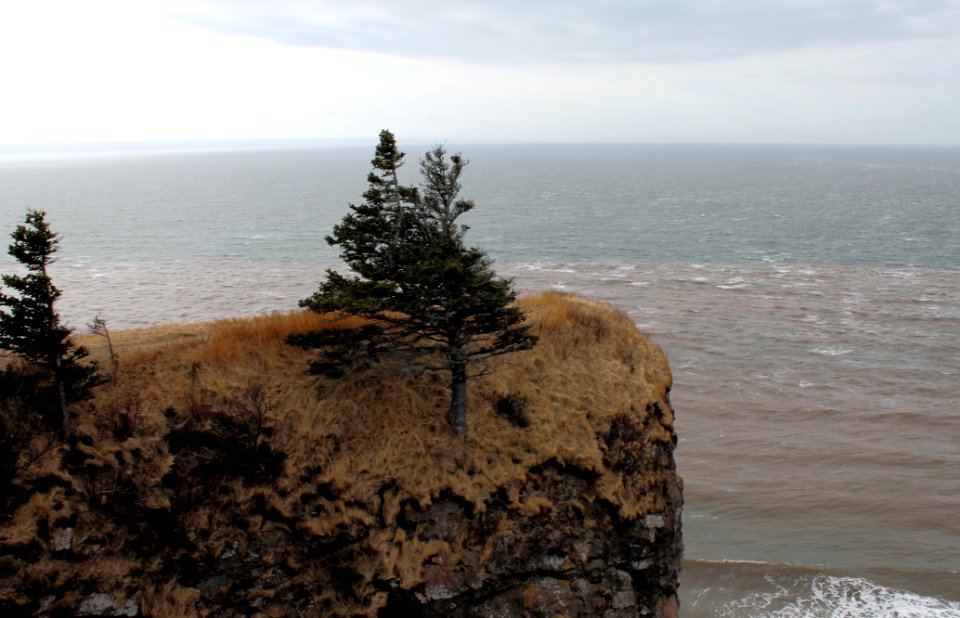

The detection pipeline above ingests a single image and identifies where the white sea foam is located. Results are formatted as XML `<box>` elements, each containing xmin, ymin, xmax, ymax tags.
<box><xmin>812</xmin><ymin>347</ymin><xmax>853</xmax><ymax>356</ymax></box>
<box><xmin>517</xmin><ymin>262</ymin><xmax>577</xmax><ymax>273</ymax></box>
<box><xmin>718</xmin><ymin>575</ymin><xmax>960</xmax><ymax>618</ymax></box>
<box><xmin>717</xmin><ymin>282</ymin><xmax>750</xmax><ymax>290</ymax></box>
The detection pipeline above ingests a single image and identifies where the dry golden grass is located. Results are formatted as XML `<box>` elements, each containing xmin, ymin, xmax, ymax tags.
<box><xmin>4</xmin><ymin>292</ymin><xmax>677</xmax><ymax>617</ymax></box>
<box><xmin>139</xmin><ymin>581</ymin><xmax>201</xmax><ymax>618</ymax></box>
<box><xmin>79</xmin><ymin>291</ymin><xmax>674</xmax><ymax>514</ymax></box>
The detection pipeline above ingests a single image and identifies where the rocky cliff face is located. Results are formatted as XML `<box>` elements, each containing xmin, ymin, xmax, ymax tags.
<box><xmin>385</xmin><ymin>459</ymin><xmax>682</xmax><ymax>617</ymax></box>
<box><xmin>0</xmin><ymin>293</ymin><xmax>682</xmax><ymax>617</ymax></box>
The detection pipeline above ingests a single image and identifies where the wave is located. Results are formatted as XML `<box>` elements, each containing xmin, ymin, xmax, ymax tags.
<box><xmin>811</xmin><ymin>346</ymin><xmax>854</xmax><ymax>356</ymax></box>
<box><xmin>725</xmin><ymin>575</ymin><xmax>960</xmax><ymax>618</ymax></box>
<box><xmin>682</xmin><ymin>560</ymin><xmax>960</xmax><ymax>618</ymax></box>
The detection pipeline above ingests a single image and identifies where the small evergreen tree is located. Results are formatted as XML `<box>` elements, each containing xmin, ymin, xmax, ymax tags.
<box><xmin>288</xmin><ymin>131</ymin><xmax>536</xmax><ymax>438</ymax></box>
<box><xmin>0</xmin><ymin>210</ymin><xmax>100</xmax><ymax>440</ymax></box>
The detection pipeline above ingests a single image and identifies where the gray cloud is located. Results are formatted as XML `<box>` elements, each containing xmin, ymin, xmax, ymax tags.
<box><xmin>170</xmin><ymin>0</ymin><xmax>960</xmax><ymax>64</ymax></box>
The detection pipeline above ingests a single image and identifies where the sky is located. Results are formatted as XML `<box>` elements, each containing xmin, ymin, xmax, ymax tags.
<box><xmin>0</xmin><ymin>0</ymin><xmax>958</xmax><ymax>146</ymax></box>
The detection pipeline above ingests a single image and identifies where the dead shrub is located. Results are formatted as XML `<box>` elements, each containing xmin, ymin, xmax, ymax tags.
<box><xmin>494</xmin><ymin>393</ymin><xmax>530</xmax><ymax>428</ymax></box>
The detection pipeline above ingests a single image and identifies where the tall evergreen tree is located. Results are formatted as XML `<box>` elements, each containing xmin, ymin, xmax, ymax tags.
<box><xmin>288</xmin><ymin>131</ymin><xmax>536</xmax><ymax>438</ymax></box>
<box><xmin>0</xmin><ymin>210</ymin><xmax>100</xmax><ymax>439</ymax></box>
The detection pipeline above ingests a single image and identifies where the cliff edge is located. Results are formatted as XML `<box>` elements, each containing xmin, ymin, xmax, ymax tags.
<box><xmin>0</xmin><ymin>292</ymin><xmax>682</xmax><ymax>617</ymax></box>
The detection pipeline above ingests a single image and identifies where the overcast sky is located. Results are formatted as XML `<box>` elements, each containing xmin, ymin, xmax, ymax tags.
<box><xmin>1</xmin><ymin>0</ymin><xmax>958</xmax><ymax>146</ymax></box>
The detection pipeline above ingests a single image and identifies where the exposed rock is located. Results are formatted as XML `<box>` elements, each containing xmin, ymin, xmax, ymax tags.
<box><xmin>51</xmin><ymin>527</ymin><xmax>74</xmax><ymax>552</ymax></box>
<box><xmin>77</xmin><ymin>593</ymin><xmax>139</xmax><ymax>616</ymax></box>
<box><xmin>383</xmin><ymin>461</ymin><xmax>682</xmax><ymax>617</ymax></box>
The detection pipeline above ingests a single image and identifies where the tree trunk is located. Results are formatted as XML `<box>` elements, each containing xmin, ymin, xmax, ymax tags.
<box><xmin>43</xmin><ymin>258</ymin><xmax>70</xmax><ymax>441</ymax></box>
<box><xmin>55</xmin><ymin>356</ymin><xmax>70</xmax><ymax>441</ymax></box>
<box><xmin>447</xmin><ymin>347</ymin><xmax>468</xmax><ymax>439</ymax></box>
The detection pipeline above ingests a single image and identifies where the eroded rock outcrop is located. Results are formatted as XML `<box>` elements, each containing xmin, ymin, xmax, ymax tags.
<box><xmin>386</xmin><ymin>459</ymin><xmax>682</xmax><ymax>617</ymax></box>
<box><xmin>0</xmin><ymin>293</ymin><xmax>682</xmax><ymax>617</ymax></box>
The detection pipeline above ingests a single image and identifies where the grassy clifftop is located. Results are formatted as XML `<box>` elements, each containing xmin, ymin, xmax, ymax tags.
<box><xmin>1</xmin><ymin>292</ymin><xmax>681</xmax><ymax>617</ymax></box>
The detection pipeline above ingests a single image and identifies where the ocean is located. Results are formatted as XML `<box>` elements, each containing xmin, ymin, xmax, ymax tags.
<box><xmin>1</xmin><ymin>143</ymin><xmax>958</xmax><ymax>617</ymax></box>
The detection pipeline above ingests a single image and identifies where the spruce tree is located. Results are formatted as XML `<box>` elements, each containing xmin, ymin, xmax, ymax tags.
<box><xmin>288</xmin><ymin>131</ymin><xmax>536</xmax><ymax>438</ymax></box>
<box><xmin>0</xmin><ymin>210</ymin><xmax>100</xmax><ymax>439</ymax></box>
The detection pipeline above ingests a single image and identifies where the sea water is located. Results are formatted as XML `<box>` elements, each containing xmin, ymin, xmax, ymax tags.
<box><xmin>1</xmin><ymin>143</ymin><xmax>958</xmax><ymax>617</ymax></box>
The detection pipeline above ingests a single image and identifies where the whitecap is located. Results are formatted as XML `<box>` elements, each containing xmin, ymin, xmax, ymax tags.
<box><xmin>812</xmin><ymin>347</ymin><xmax>853</xmax><ymax>356</ymax></box>
<box><xmin>720</xmin><ymin>574</ymin><xmax>960</xmax><ymax>618</ymax></box>
<box><xmin>512</xmin><ymin>262</ymin><xmax>575</xmax><ymax>274</ymax></box>
<box><xmin>881</xmin><ymin>270</ymin><xmax>916</xmax><ymax>279</ymax></box>
<box><xmin>515</xmin><ymin>262</ymin><xmax>547</xmax><ymax>271</ymax></box>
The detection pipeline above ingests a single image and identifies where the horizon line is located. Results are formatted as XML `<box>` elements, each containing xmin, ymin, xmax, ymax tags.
<box><xmin>1</xmin><ymin>137</ymin><xmax>958</xmax><ymax>156</ymax></box>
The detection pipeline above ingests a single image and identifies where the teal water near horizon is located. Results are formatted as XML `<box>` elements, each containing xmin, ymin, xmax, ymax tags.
<box><xmin>2</xmin><ymin>143</ymin><xmax>959</xmax><ymax>616</ymax></box>
<box><xmin>2</xmin><ymin>143</ymin><xmax>957</xmax><ymax>268</ymax></box>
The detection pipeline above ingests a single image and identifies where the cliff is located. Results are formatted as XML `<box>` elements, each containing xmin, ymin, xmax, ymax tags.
<box><xmin>0</xmin><ymin>292</ymin><xmax>682</xmax><ymax>617</ymax></box>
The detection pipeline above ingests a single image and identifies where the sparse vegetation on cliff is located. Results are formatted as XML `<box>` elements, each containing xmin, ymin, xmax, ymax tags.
<box><xmin>0</xmin><ymin>293</ymin><xmax>682</xmax><ymax>617</ymax></box>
